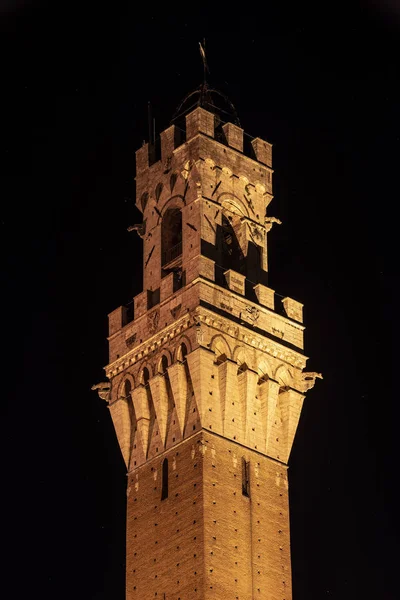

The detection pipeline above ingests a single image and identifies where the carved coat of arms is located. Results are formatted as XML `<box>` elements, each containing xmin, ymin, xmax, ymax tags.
<box><xmin>147</xmin><ymin>309</ymin><xmax>160</xmax><ymax>334</ymax></box>
<box><xmin>245</xmin><ymin>306</ymin><xmax>260</xmax><ymax>324</ymax></box>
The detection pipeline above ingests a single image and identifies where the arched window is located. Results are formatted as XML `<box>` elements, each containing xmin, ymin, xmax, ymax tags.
<box><xmin>123</xmin><ymin>379</ymin><xmax>132</xmax><ymax>399</ymax></box>
<box><xmin>161</xmin><ymin>458</ymin><xmax>169</xmax><ymax>500</ymax></box>
<box><xmin>161</xmin><ymin>208</ymin><xmax>182</xmax><ymax>266</ymax></box>
<box><xmin>217</xmin><ymin>215</ymin><xmax>245</xmax><ymax>279</ymax></box>
<box><xmin>141</xmin><ymin>367</ymin><xmax>150</xmax><ymax>385</ymax></box>
<box><xmin>160</xmin><ymin>355</ymin><xmax>168</xmax><ymax>374</ymax></box>
<box><xmin>177</xmin><ymin>343</ymin><xmax>188</xmax><ymax>363</ymax></box>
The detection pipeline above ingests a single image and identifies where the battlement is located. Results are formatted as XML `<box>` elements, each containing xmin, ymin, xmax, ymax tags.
<box><xmin>135</xmin><ymin>106</ymin><xmax>272</xmax><ymax>179</ymax></box>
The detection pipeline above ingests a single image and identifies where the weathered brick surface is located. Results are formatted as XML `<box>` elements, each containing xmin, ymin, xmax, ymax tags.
<box><xmin>125</xmin><ymin>431</ymin><xmax>292</xmax><ymax>600</ymax></box>
<box><xmin>126</xmin><ymin>433</ymin><xmax>205</xmax><ymax>600</ymax></box>
<box><xmin>202</xmin><ymin>432</ymin><xmax>291</xmax><ymax>600</ymax></box>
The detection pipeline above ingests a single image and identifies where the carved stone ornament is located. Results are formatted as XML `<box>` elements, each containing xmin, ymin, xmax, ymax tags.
<box><xmin>264</xmin><ymin>216</ymin><xmax>282</xmax><ymax>233</ymax></box>
<box><xmin>181</xmin><ymin>160</ymin><xmax>191</xmax><ymax>180</ymax></box>
<box><xmin>163</xmin><ymin>155</ymin><xmax>172</xmax><ymax>173</ymax></box>
<box><xmin>91</xmin><ymin>382</ymin><xmax>111</xmax><ymax>402</ymax></box>
<box><xmin>195</xmin><ymin>179</ymin><xmax>202</xmax><ymax>199</ymax></box>
<box><xmin>196</xmin><ymin>323</ymin><xmax>204</xmax><ymax>344</ymax></box>
<box><xmin>147</xmin><ymin>309</ymin><xmax>160</xmax><ymax>335</ymax></box>
<box><xmin>245</xmin><ymin>305</ymin><xmax>260</xmax><ymax>324</ymax></box>
<box><xmin>170</xmin><ymin>304</ymin><xmax>182</xmax><ymax>319</ymax></box>
<box><xmin>125</xmin><ymin>332</ymin><xmax>137</xmax><ymax>347</ymax></box>
<box><xmin>295</xmin><ymin>371</ymin><xmax>323</xmax><ymax>392</ymax></box>
<box><xmin>249</xmin><ymin>222</ymin><xmax>264</xmax><ymax>244</ymax></box>
<box><xmin>127</xmin><ymin>220</ymin><xmax>146</xmax><ymax>238</ymax></box>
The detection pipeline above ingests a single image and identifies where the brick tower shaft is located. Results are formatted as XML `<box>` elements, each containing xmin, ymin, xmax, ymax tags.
<box><xmin>95</xmin><ymin>102</ymin><xmax>321</xmax><ymax>599</ymax></box>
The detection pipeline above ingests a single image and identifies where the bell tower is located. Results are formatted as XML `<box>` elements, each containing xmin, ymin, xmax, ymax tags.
<box><xmin>94</xmin><ymin>91</ymin><xmax>321</xmax><ymax>600</ymax></box>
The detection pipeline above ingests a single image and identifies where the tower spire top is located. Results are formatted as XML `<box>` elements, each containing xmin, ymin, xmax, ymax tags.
<box><xmin>199</xmin><ymin>38</ymin><xmax>209</xmax><ymax>85</ymax></box>
<box><xmin>170</xmin><ymin>41</ymin><xmax>240</xmax><ymax>126</ymax></box>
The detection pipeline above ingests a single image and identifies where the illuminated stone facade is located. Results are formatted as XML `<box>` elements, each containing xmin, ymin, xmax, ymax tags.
<box><xmin>96</xmin><ymin>105</ymin><xmax>321</xmax><ymax>599</ymax></box>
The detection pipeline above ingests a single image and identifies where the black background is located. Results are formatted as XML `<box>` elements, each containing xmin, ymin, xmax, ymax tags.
<box><xmin>2</xmin><ymin>2</ymin><xmax>399</xmax><ymax>598</ymax></box>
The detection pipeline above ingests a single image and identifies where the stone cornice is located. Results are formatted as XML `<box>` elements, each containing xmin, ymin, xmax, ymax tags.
<box><xmin>106</xmin><ymin>275</ymin><xmax>307</xmax><ymax>378</ymax></box>
<box><xmin>194</xmin><ymin>306</ymin><xmax>307</xmax><ymax>370</ymax></box>
<box><xmin>105</xmin><ymin>312</ymin><xmax>192</xmax><ymax>379</ymax></box>
<box><xmin>193</xmin><ymin>277</ymin><xmax>305</xmax><ymax>333</ymax></box>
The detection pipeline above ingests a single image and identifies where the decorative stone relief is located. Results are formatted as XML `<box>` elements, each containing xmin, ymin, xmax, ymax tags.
<box><xmin>126</xmin><ymin>332</ymin><xmax>137</xmax><ymax>347</ymax></box>
<box><xmin>199</xmin><ymin>440</ymin><xmax>207</xmax><ymax>456</ymax></box>
<box><xmin>196</xmin><ymin>324</ymin><xmax>204</xmax><ymax>344</ymax></box>
<box><xmin>248</xmin><ymin>222</ymin><xmax>265</xmax><ymax>245</ymax></box>
<box><xmin>222</xmin><ymin>166</ymin><xmax>232</xmax><ymax>176</ymax></box>
<box><xmin>170</xmin><ymin>304</ymin><xmax>182</xmax><ymax>319</ymax></box>
<box><xmin>148</xmin><ymin>309</ymin><xmax>160</xmax><ymax>335</ymax></box>
<box><xmin>245</xmin><ymin>306</ymin><xmax>260</xmax><ymax>324</ymax></box>
<box><xmin>192</xmin><ymin>313</ymin><xmax>205</xmax><ymax>344</ymax></box>
<box><xmin>205</xmin><ymin>157</ymin><xmax>215</xmax><ymax>169</ymax></box>
<box><xmin>272</xmin><ymin>327</ymin><xmax>284</xmax><ymax>339</ymax></box>
<box><xmin>195</xmin><ymin>180</ymin><xmax>202</xmax><ymax>199</ymax></box>
<box><xmin>163</xmin><ymin>155</ymin><xmax>172</xmax><ymax>173</ymax></box>
<box><xmin>181</xmin><ymin>160</ymin><xmax>191</xmax><ymax>180</ymax></box>
<box><xmin>232</xmin><ymin>451</ymin><xmax>238</xmax><ymax>468</ymax></box>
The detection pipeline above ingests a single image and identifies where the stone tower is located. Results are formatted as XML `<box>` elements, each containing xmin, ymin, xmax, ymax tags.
<box><xmin>94</xmin><ymin>95</ymin><xmax>321</xmax><ymax>600</ymax></box>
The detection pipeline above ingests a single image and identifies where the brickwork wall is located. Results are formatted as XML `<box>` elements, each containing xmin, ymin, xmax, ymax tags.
<box><xmin>125</xmin><ymin>430</ymin><xmax>292</xmax><ymax>600</ymax></box>
<box><xmin>202</xmin><ymin>432</ymin><xmax>292</xmax><ymax>600</ymax></box>
<box><xmin>126</xmin><ymin>433</ymin><xmax>205</xmax><ymax>600</ymax></box>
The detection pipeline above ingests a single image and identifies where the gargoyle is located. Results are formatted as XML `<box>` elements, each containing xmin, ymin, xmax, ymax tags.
<box><xmin>264</xmin><ymin>216</ymin><xmax>282</xmax><ymax>232</ymax></box>
<box><xmin>91</xmin><ymin>382</ymin><xmax>111</xmax><ymax>402</ymax></box>
<box><xmin>295</xmin><ymin>372</ymin><xmax>323</xmax><ymax>393</ymax></box>
<box><xmin>127</xmin><ymin>219</ymin><xmax>146</xmax><ymax>238</ymax></box>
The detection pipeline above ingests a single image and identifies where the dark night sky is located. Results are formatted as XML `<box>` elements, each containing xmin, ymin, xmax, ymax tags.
<box><xmin>2</xmin><ymin>2</ymin><xmax>399</xmax><ymax>599</ymax></box>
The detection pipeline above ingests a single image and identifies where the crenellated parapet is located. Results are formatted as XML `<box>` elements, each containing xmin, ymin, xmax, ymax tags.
<box><xmin>99</xmin><ymin>305</ymin><xmax>321</xmax><ymax>470</ymax></box>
